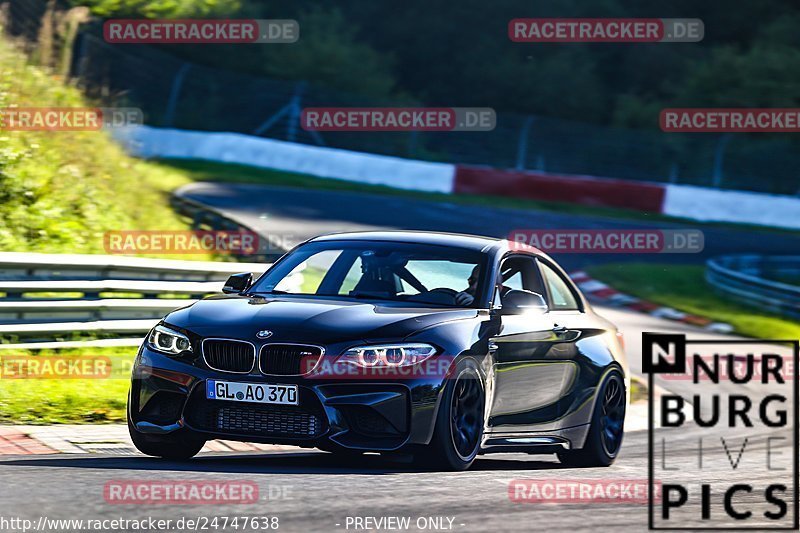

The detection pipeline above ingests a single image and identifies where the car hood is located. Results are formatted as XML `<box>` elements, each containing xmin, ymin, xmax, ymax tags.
<box><xmin>164</xmin><ymin>294</ymin><xmax>479</xmax><ymax>345</ymax></box>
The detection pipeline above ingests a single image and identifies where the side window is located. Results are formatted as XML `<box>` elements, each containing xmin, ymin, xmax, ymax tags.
<box><xmin>496</xmin><ymin>255</ymin><xmax>545</xmax><ymax>307</ymax></box>
<box><xmin>502</xmin><ymin>269</ymin><xmax>524</xmax><ymax>291</ymax></box>
<box><xmin>499</xmin><ymin>255</ymin><xmax>544</xmax><ymax>293</ymax></box>
<box><xmin>538</xmin><ymin>262</ymin><xmax>580</xmax><ymax>311</ymax></box>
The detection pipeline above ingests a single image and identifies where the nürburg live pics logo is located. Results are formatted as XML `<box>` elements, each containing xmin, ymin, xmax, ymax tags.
<box><xmin>644</xmin><ymin>333</ymin><xmax>799</xmax><ymax>530</ymax></box>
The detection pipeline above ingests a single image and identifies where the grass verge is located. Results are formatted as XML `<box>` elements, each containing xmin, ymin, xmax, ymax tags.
<box><xmin>630</xmin><ymin>377</ymin><xmax>648</xmax><ymax>404</ymax></box>
<box><xmin>0</xmin><ymin>37</ymin><xmax>209</xmax><ymax>259</ymax></box>
<box><xmin>586</xmin><ymin>263</ymin><xmax>800</xmax><ymax>340</ymax></box>
<box><xmin>0</xmin><ymin>346</ymin><xmax>134</xmax><ymax>424</ymax></box>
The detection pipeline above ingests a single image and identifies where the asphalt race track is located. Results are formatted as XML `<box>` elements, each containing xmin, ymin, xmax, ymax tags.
<box><xmin>0</xmin><ymin>183</ymin><xmax>794</xmax><ymax>532</ymax></box>
<box><xmin>179</xmin><ymin>182</ymin><xmax>800</xmax><ymax>270</ymax></box>
<box><xmin>0</xmin><ymin>432</ymin><xmax>648</xmax><ymax>532</ymax></box>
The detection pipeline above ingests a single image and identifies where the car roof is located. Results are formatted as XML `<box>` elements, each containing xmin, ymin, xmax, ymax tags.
<box><xmin>308</xmin><ymin>230</ymin><xmax>507</xmax><ymax>253</ymax></box>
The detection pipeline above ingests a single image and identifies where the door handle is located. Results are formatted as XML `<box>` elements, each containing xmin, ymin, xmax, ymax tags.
<box><xmin>552</xmin><ymin>324</ymin><xmax>568</xmax><ymax>334</ymax></box>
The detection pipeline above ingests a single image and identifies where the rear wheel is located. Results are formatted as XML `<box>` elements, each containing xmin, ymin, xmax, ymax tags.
<box><xmin>558</xmin><ymin>371</ymin><xmax>625</xmax><ymax>468</ymax></box>
<box><xmin>128</xmin><ymin>416</ymin><xmax>205</xmax><ymax>460</ymax></box>
<box><xmin>415</xmin><ymin>360</ymin><xmax>484</xmax><ymax>471</ymax></box>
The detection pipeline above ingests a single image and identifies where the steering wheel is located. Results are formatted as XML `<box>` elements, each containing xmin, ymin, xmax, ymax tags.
<box><xmin>426</xmin><ymin>287</ymin><xmax>459</xmax><ymax>304</ymax></box>
<box><xmin>405</xmin><ymin>287</ymin><xmax>459</xmax><ymax>305</ymax></box>
<box><xmin>427</xmin><ymin>287</ymin><xmax>458</xmax><ymax>297</ymax></box>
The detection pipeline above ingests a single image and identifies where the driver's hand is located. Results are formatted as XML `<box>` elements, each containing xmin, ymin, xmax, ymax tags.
<box><xmin>455</xmin><ymin>291</ymin><xmax>474</xmax><ymax>306</ymax></box>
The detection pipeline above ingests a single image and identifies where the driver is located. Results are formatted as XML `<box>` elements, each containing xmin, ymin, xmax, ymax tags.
<box><xmin>455</xmin><ymin>265</ymin><xmax>481</xmax><ymax>306</ymax></box>
<box><xmin>455</xmin><ymin>265</ymin><xmax>513</xmax><ymax>306</ymax></box>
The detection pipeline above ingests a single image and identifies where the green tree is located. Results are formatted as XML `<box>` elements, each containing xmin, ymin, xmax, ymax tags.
<box><xmin>71</xmin><ymin>0</ymin><xmax>240</xmax><ymax>18</ymax></box>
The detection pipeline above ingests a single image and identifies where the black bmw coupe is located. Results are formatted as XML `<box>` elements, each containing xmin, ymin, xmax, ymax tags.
<box><xmin>128</xmin><ymin>231</ymin><xmax>628</xmax><ymax>470</ymax></box>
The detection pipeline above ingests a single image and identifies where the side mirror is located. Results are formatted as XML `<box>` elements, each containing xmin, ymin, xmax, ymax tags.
<box><xmin>222</xmin><ymin>272</ymin><xmax>253</xmax><ymax>294</ymax></box>
<box><xmin>499</xmin><ymin>289</ymin><xmax>548</xmax><ymax>315</ymax></box>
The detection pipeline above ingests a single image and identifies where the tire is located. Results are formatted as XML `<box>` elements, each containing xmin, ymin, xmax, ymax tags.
<box><xmin>558</xmin><ymin>370</ymin><xmax>626</xmax><ymax>468</ymax></box>
<box><xmin>415</xmin><ymin>360</ymin><xmax>485</xmax><ymax>471</ymax></box>
<box><xmin>128</xmin><ymin>415</ymin><xmax>205</xmax><ymax>460</ymax></box>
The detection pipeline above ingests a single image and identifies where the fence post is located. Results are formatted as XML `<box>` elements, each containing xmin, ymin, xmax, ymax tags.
<box><xmin>164</xmin><ymin>63</ymin><xmax>192</xmax><ymax>127</ymax></box>
<box><xmin>252</xmin><ymin>81</ymin><xmax>323</xmax><ymax>146</ymax></box>
<box><xmin>285</xmin><ymin>82</ymin><xmax>306</xmax><ymax>142</ymax></box>
<box><xmin>73</xmin><ymin>30</ymin><xmax>88</xmax><ymax>80</ymax></box>
<box><xmin>408</xmin><ymin>131</ymin><xmax>418</xmax><ymax>158</ymax></box>
<box><xmin>668</xmin><ymin>162</ymin><xmax>679</xmax><ymax>183</ymax></box>
<box><xmin>515</xmin><ymin>115</ymin><xmax>534</xmax><ymax>170</ymax></box>
<box><xmin>711</xmin><ymin>133</ymin><xmax>733</xmax><ymax>188</ymax></box>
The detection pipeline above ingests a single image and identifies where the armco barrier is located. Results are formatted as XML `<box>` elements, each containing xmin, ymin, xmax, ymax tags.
<box><xmin>0</xmin><ymin>299</ymin><xmax>197</xmax><ymax>324</ymax></box>
<box><xmin>170</xmin><ymin>193</ymin><xmax>286</xmax><ymax>261</ymax></box>
<box><xmin>453</xmin><ymin>166</ymin><xmax>667</xmax><ymax>212</ymax></box>
<box><xmin>115</xmin><ymin>125</ymin><xmax>800</xmax><ymax>230</ymax></box>
<box><xmin>0</xmin><ymin>280</ymin><xmax>218</xmax><ymax>299</ymax></box>
<box><xmin>114</xmin><ymin>125</ymin><xmax>456</xmax><ymax>194</ymax></box>
<box><xmin>706</xmin><ymin>255</ymin><xmax>800</xmax><ymax>318</ymax></box>
<box><xmin>663</xmin><ymin>184</ymin><xmax>800</xmax><ymax>230</ymax></box>
<box><xmin>0</xmin><ymin>319</ymin><xmax>164</xmax><ymax>338</ymax></box>
<box><xmin>0</xmin><ymin>253</ymin><xmax>270</xmax><ymax>341</ymax></box>
<box><xmin>0</xmin><ymin>252</ymin><xmax>267</xmax><ymax>282</ymax></box>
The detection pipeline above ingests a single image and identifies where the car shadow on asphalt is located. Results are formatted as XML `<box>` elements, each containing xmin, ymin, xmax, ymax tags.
<box><xmin>0</xmin><ymin>451</ymin><xmax>568</xmax><ymax>475</ymax></box>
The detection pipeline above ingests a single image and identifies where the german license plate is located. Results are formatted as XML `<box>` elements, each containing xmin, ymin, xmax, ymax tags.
<box><xmin>206</xmin><ymin>380</ymin><xmax>298</xmax><ymax>405</ymax></box>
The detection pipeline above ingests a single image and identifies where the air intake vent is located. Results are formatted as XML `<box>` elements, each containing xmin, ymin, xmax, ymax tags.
<box><xmin>203</xmin><ymin>339</ymin><xmax>255</xmax><ymax>373</ymax></box>
<box><xmin>214</xmin><ymin>405</ymin><xmax>323</xmax><ymax>437</ymax></box>
<box><xmin>185</xmin><ymin>390</ymin><xmax>327</xmax><ymax>439</ymax></box>
<box><xmin>259</xmin><ymin>344</ymin><xmax>324</xmax><ymax>375</ymax></box>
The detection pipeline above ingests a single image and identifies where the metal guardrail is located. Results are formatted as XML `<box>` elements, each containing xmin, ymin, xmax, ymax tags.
<box><xmin>0</xmin><ymin>178</ymin><xmax>280</xmax><ymax>343</ymax></box>
<box><xmin>0</xmin><ymin>252</ymin><xmax>267</xmax><ymax>281</ymax></box>
<box><xmin>0</xmin><ymin>298</ymin><xmax>196</xmax><ymax>323</ymax></box>
<box><xmin>171</xmin><ymin>193</ymin><xmax>289</xmax><ymax>262</ymax></box>
<box><xmin>0</xmin><ymin>280</ymin><xmax>220</xmax><ymax>299</ymax></box>
<box><xmin>0</xmin><ymin>319</ymin><xmax>163</xmax><ymax>338</ymax></box>
<box><xmin>706</xmin><ymin>255</ymin><xmax>800</xmax><ymax>319</ymax></box>
<box><xmin>0</xmin><ymin>253</ymin><xmax>271</xmax><ymax>341</ymax></box>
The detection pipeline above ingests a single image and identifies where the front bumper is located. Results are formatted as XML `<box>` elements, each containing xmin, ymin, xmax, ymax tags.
<box><xmin>129</xmin><ymin>347</ymin><xmax>447</xmax><ymax>452</ymax></box>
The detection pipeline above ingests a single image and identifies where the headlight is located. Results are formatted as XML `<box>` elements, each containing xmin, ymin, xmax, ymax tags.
<box><xmin>338</xmin><ymin>343</ymin><xmax>437</xmax><ymax>368</ymax></box>
<box><xmin>147</xmin><ymin>325</ymin><xmax>193</xmax><ymax>356</ymax></box>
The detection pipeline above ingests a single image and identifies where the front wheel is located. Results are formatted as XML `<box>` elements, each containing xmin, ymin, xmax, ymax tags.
<box><xmin>415</xmin><ymin>360</ymin><xmax>485</xmax><ymax>471</ymax></box>
<box><xmin>558</xmin><ymin>370</ymin><xmax>626</xmax><ymax>468</ymax></box>
<box><xmin>128</xmin><ymin>416</ymin><xmax>205</xmax><ymax>460</ymax></box>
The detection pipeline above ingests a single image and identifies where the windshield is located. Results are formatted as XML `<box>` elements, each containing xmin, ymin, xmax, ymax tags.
<box><xmin>249</xmin><ymin>240</ymin><xmax>489</xmax><ymax>308</ymax></box>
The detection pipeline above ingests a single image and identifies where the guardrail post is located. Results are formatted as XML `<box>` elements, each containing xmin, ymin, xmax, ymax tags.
<box><xmin>164</xmin><ymin>62</ymin><xmax>192</xmax><ymax>127</ymax></box>
<box><xmin>515</xmin><ymin>116</ymin><xmax>534</xmax><ymax>170</ymax></box>
<box><xmin>711</xmin><ymin>134</ymin><xmax>733</xmax><ymax>188</ymax></box>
